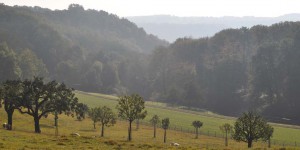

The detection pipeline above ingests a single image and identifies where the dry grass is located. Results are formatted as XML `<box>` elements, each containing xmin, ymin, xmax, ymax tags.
<box><xmin>0</xmin><ymin>91</ymin><xmax>299</xmax><ymax>149</ymax></box>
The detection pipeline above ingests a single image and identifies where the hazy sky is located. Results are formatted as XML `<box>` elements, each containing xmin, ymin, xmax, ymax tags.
<box><xmin>1</xmin><ymin>0</ymin><xmax>299</xmax><ymax>17</ymax></box>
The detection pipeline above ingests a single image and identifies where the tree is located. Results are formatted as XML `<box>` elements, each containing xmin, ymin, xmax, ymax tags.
<box><xmin>150</xmin><ymin>115</ymin><xmax>160</xmax><ymax>138</ymax></box>
<box><xmin>74</xmin><ymin>103</ymin><xmax>89</xmax><ymax>121</ymax></box>
<box><xmin>192</xmin><ymin>120</ymin><xmax>203</xmax><ymax>139</ymax></box>
<box><xmin>0</xmin><ymin>85</ymin><xmax>3</xmax><ymax>106</ymax></box>
<box><xmin>1</xmin><ymin>80</ymin><xmax>23</xmax><ymax>130</ymax></box>
<box><xmin>88</xmin><ymin>107</ymin><xmax>100</xmax><ymax>129</ymax></box>
<box><xmin>220</xmin><ymin>123</ymin><xmax>233</xmax><ymax>146</ymax></box>
<box><xmin>162</xmin><ymin>118</ymin><xmax>170</xmax><ymax>143</ymax></box>
<box><xmin>0</xmin><ymin>42</ymin><xmax>21</xmax><ymax>82</ymax></box>
<box><xmin>248</xmin><ymin>43</ymin><xmax>282</xmax><ymax>110</ymax></box>
<box><xmin>116</xmin><ymin>94</ymin><xmax>147</xmax><ymax>141</ymax></box>
<box><xmin>264</xmin><ymin>124</ymin><xmax>274</xmax><ymax>148</ymax></box>
<box><xmin>18</xmin><ymin>77</ymin><xmax>78</xmax><ymax>133</ymax></box>
<box><xmin>233</xmin><ymin>111</ymin><xmax>273</xmax><ymax>148</ymax></box>
<box><xmin>18</xmin><ymin>49</ymin><xmax>48</xmax><ymax>80</ymax></box>
<box><xmin>50</xmin><ymin>87</ymin><xmax>79</xmax><ymax>136</ymax></box>
<box><xmin>98</xmin><ymin>106</ymin><xmax>116</xmax><ymax>137</ymax></box>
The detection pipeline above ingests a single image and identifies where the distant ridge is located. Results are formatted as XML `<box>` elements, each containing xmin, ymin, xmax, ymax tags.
<box><xmin>127</xmin><ymin>14</ymin><xmax>300</xmax><ymax>42</ymax></box>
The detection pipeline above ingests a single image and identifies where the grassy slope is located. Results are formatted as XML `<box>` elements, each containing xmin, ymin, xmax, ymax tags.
<box><xmin>0</xmin><ymin>91</ymin><xmax>298</xmax><ymax>149</ymax></box>
<box><xmin>76</xmin><ymin>91</ymin><xmax>300</xmax><ymax>145</ymax></box>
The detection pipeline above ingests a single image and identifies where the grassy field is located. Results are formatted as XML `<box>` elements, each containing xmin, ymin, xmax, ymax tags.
<box><xmin>76</xmin><ymin>91</ymin><xmax>300</xmax><ymax>146</ymax></box>
<box><xmin>0</xmin><ymin>91</ymin><xmax>298</xmax><ymax>149</ymax></box>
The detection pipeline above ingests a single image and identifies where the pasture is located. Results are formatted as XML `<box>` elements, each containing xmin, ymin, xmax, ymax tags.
<box><xmin>76</xmin><ymin>91</ymin><xmax>300</xmax><ymax>146</ymax></box>
<box><xmin>0</xmin><ymin>91</ymin><xmax>298</xmax><ymax>149</ymax></box>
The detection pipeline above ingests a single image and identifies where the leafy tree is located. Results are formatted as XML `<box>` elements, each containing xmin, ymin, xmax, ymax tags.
<box><xmin>233</xmin><ymin>111</ymin><xmax>273</xmax><ymax>148</ymax></box>
<box><xmin>18</xmin><ymin>49</ymin><xmax>48</xmax><ymax>80</ymax></box>
<box><xmin>162</xmin><ymin>118</ymin><xmax>170</xmax><ymax>143</ymax></box>
<box><xmin>192</xmin><ymin>120</ymin><xmax>203</xmax><ymax>139</ymax></box>
<box><xmin>248</xmin><ymin>43</ymin><xmax>282</xmax><ymax>110</ymax></box>
<box><xmin>18</xmin><ymin>77</ymin><xmax>78</xmax><ymax>133</ymax></box>
<box><xmin>264</xmin><ymin>124</ymin><xmax>274</xmax><ymax>148</ymax></box>
<box><xmin>74</xmin><ymin>103</ymin><xmax>89</xmax><ymax>121</ymax></box>
<box><xmin>1</xmin><ymin>80</ymin><xmax>23</xmax><ymax>130</ymax></box>
<box><xmin>50</xmin><ymin>87</ymin><xmax>79</xmax><ymax>135</ymax></box>
<box><xmin>88</xmin><ymin>107</ymin><xmax>100</xmax><ymax>129</ymax></box>
<box><xmin>98</xmin><ymin>106</ymin><xmax>116</xmax><ymax>137</ymax></box>
<box><xmin>220</xmin><ymin>123</ymin><xmax>233</xmax><ymax>146</ymax></box>
<box><xmin>149</xmin><ymin>115</ymin><xmax>160</xmax><ymax>138</ymax></box>
<box><xmin>0</xmin><ymin>42</ymin><xmax>21</xmax><ymax>82</ymax></box>
<box><xmin>116</xmin><ymin>94</ymin><xmax>147</xmax><ymax>141</ymax></box>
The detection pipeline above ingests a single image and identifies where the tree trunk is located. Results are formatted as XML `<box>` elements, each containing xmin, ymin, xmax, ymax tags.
<box><xmin>195</xmin><ymin>127</ymin><xmax>198</xmax><ymax>139</ymax></box>
<box><xmin>54</xmin><ymin>113</ymin><xmax>59</xmax><ymax>136</ymax></box>
<box><xmin>7</xmin><ymin>110</ymin><xmax>13</xmax><ymax>130</ymax></box>
<box><xmin>248</xmin><ymin>139</ymin><xmax>253</xmax><ymax>148</ymax></box>
<box><xmin>101</xmin><ymin>124</ymin><xmax>104</xmax><ymax>137</ymax></box>
<box><xmin>268</xmin><ymin>138</ymin><xmax>271</xmax><ymax>148</ymax></box>
<box><xmin>225</xmin><ymin>130</ymin><xmax>228</xmax><ymax>146</ymax></box>
<box><xmin>94</xmin><ymin>122</ymin><xmax>96</xmax><ymax>129</ymax></box>
<box><xmin>54</xmin><ymin>112</ymin><xmax>58</xmax><ymax>127</ymax></box>
<box><xmin>128</xmin><ymin>121</ymin><xmax>132</xmax><ymax>141</ymax></box>
<box><xmin>34</xmin><ymin>116</ymin><xmax>41</xmax><ymax>133</ymax></box>
<box><xmin>164</xmin><ymin>129</ymin><xmax>167</xmax><ymax>143</ymax></box>
<box><xmin>136</xmin><ymin>119</ymin><xmax>139</xmax><ymax>130</ymax></box>
<box><xmin>153</xmin><ymin>124</ymin><xmax>156</xmax><ymax>138</ymax></box>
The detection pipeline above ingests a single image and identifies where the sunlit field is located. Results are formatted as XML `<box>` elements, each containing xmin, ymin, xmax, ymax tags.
<box><xmin>0</xmin><ymin>91</ymin><xmax>299</xmax><ymax>149</ymax></box>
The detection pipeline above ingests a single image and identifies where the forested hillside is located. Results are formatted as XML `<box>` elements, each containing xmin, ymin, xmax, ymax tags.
<box><xmin>149</xmin><ymin>23</ymin><xmax>300</xmax><ymax>124</ymax></box>
<box><xmin>1</xmin><ymin>4</ymin><xmax>300</xmax><ymax>124</ymax></box>
<box><xmin>0</xmin><ymin>4</ymin><xmax>167</xmax><ymax>93</ymax></box>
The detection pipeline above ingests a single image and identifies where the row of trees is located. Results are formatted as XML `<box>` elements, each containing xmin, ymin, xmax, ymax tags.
<box><xmin>87</xmin><ymin>94</ymin><xmax>273</xmax><ymax>148</ymax></box>
<box><xmin>0</xmin><ymin>84</ymin><xmax>274</xmax><ymax>148</ymax></box>
<box><xmin>0</xmin><ymin>77</ymin><xmax>87</xmax><ymax>133</ymax></box>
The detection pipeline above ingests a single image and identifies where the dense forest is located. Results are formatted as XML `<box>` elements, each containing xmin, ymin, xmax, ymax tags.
<box><xmin>1</xmin><ymin>4</ymin><xmax>300</xmax><ymax>124</ymax></box>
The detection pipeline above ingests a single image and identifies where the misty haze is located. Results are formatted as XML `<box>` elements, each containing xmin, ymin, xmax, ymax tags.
<box><xmin>0</xmin><ymin>1</ymin><xmax>300</xmax><ymax>149</ymax></box>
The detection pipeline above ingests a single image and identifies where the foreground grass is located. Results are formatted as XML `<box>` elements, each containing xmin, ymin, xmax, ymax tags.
<box><xmin>1</xmin><ymin>110</ymin><xmax>298</xmax><ymax>150</ymax></box>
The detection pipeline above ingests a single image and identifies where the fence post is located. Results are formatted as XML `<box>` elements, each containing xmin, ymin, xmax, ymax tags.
<box><xmin>214</xmin><ymin>131</ymin><xmax>216</xmax><ymax>137</ymax></box>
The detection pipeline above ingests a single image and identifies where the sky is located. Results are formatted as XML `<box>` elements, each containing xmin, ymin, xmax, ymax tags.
<box><xmin>0</xmin><ymin>0</ymin><xmax>299</xmax><ymax>17</ymax></box>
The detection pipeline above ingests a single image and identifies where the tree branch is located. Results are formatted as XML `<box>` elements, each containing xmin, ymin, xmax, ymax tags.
<box><xmin>17</xmin><ymin>107</ymin><xmax>33</xmax><ymax>116</ymax></box>
<box><xmin>39</xmin><ymin>109</ymin><xmax>55</xmax><ymax>119</ymax></box>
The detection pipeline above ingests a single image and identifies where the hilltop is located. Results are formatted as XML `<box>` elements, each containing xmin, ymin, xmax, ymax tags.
<box><xmin>128</xmin><ymin>14</ymin><xmax>300</xmax><ymax>42</ymax></box>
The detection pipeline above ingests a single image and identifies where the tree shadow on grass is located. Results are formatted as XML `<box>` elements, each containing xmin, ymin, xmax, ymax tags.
<box><xmin>40</xmin><ymin>124</ymin><xmax>55</xmax><ymax>129</ymax></box>
<box><xmin>78</xmin><ymin>129</ymin><xmax>96</xmax><ymax>132</ymax></box>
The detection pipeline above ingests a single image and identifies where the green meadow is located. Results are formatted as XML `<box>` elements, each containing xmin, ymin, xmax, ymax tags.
<box><xmin>76</xmin><ymin>91</ymin><xmax>300</xmax><ymax>146</ymax></box>
<box><xmin>0</xmin><ymin>91</ymin><xmax>298</xmax><ymax>149</ymax></box>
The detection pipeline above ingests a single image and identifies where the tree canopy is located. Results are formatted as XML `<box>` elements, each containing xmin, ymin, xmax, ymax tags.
<box><xmin>116</xmin><ymin>94</ymin><xmax>147</xmax><ymax>141</ymax></box>
<box><xmin>233</xmin><ymin>111</ymin><xmax>274</xmax><ymax>148</ymax></box>
<box><xmin>18</xmin><ymin>77</ymin><xmax>80</xmax><ymax>133</ymax></box>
